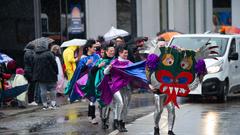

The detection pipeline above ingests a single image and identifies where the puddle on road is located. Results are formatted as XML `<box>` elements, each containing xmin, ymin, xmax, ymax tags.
<box><xmin>129</xmin><ymin>95</ymin><xmax>154</xmax><ymax>108</ymax></box>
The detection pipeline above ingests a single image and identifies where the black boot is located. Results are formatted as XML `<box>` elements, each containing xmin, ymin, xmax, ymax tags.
<box><xmin>88</xmin><ymin>104</ymin><xmax>95</xmax><ymax>118</ymax></box>
<box><xmin>154</xmin><ymin>127</ymin><xmax>160</xmax><ymax>135</ymax></box>
<box><xmin>102</xmin><ymin>119</ymin><xmax>109</xmax><ymax>129</ymax></box>
<box><xmin>121</xmin><ymin>121</ymin><xmax>128</xmax><ymax>132</ymax></box>
<box><xmin>112</xmin><ymin>119</ymin><xmax>118</xmax><ymax>130</ymax></box>
<box><xmin>168</xmin><ymin>130</ymin><xmax>175</xmax><ymax>135</ymax></box>
<box><xmin>117</xmin><ymin>120</ymin><xmax>125</xmax><ymax>132</ymax></box>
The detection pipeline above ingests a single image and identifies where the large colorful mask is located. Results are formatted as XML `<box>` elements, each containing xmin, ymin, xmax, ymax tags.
<box><xmin>148</xmin><ymin>47</ymin><xmax>204</xmax><ymax>108</ymax></box>
<box><xmin>147</xmin><ymin>47</ymin><xmax>206</xmax><ymax>107</ymax></box>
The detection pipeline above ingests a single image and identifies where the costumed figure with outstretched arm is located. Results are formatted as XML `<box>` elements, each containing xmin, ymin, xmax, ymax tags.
<box><xmin>98</xmin><ymin>44</ymin><xmax>149</xmax><ymax>131</ymax></box>
<box><xmin>145</xmin><ymin>37</ymin><xmax>218</xmax><ymax>135</ymax></box>
<box><xmin>79</xmin><ymin>43</ymin><xmax>115</xmax><ymax>129</ymax></box>
<box><xmin>65</xmin><ymin>39</ymin><xmax>101</xmax><ymax>124</ymax></box>
<box><xmin>102</xmin><ymin>46</ymin><xmax>132</xmax><ymax>132</ymax></box>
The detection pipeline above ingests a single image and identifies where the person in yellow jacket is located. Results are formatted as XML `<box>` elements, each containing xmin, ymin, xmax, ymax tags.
<box><xmin>63</xmin><ymin>46</ymin><xmax>81</xmax><ymax>80</ymax></box>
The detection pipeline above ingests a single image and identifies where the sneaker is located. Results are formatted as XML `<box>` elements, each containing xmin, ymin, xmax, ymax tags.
<box><xmin>91</xmin><ymin>118</ymin><xmax>98</xmax><ymax>125</ymax></box>
<box><xmin>28</xmin><ymin>101</ymin><xmax>38</xmax><ymax>106</ymax></box>
<box><xmin>49</xmin><ymin>105</ymin><xmax>58</xmax><ymax>110</ymax></box>
<box><xmin>88</xmin><ymin>117</ymin><xmax>92</xmax><ymax>123</ymax></box>
<box><xmin>42</xmin><ymin>106</ymin><xmax>48</xmax><ymax>110</ymax></box>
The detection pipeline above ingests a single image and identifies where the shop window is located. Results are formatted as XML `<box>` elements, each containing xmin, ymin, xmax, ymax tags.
<box><xmin>40</xmin><ymin>0</ymin><xmax>86</xmax><ymax>43</ymax></box>
<box><xmin>213</xmin><ymin>0</ymin><xmax>231</xmax><ymax>31</ymax></box>
<box><xmin>117</xmin><ymin>0</ymin><xmax>137</xmax><ymax>40</ymax></box>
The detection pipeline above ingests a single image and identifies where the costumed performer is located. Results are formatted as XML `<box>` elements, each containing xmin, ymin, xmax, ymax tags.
<box><xmin>66</xmin><ymin>39</ymin><xmax>101</xmax><ymax>124</ymax></box>
<box><xmin>146</xmin><ymin>37</ymin><xmax>218</xmax><ymax>135</ymax></box>
<box><xmin>81</xmin><ymin>43</ymin><xmax>115</xmax><ymax>129</ymax></box>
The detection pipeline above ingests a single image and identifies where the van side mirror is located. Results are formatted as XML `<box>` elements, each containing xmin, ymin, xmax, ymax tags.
<box><xmin>228</xmin><ymin>52</ymin><xmax>238</xmax><ymax>61</ymax></box>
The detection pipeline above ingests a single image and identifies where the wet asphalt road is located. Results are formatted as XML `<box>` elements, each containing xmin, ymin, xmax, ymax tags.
<box><xmin>1</xmin><ymin>94</ymin><xmax>240</xmax><ymax>135</ymax></box>
<box><xmin>0</xmin><ymin>93</ymin><xmax>155</xmax><ymax>135</ymax></box>
<box><xmin>173</xmin><ymin>97</ymin><xmax>240</xmax><ymax>135</ymax></box>
<box><xmin>112</xmin><ymin>96</ymin><xmax>240</xmax><ymax>135</ymax></box>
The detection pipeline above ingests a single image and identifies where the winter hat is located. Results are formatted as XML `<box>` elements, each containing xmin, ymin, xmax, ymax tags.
<box><xmin>7</xmin><ymin>60</ymin><xmax>16</xmax><ymax>70</ymax></box>
<box><xmin>16</xmin><ymin>68</ymin><xmax>24</xmax><ymax>75</ymax></box>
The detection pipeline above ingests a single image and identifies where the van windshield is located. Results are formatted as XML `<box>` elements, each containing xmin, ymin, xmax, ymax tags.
<box><xmin>170</xmin><ymin>37</ymin><xmax>229</xmax><ymax>57</ymax></box>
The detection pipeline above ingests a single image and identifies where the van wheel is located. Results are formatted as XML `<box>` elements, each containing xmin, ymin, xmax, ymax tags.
<box><xmin>217</xmin><ymin>81</ymin><xmax>228</xmax><ymax>103</ymax></box>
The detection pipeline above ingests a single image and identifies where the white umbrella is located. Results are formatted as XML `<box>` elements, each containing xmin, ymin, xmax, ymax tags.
<box><xmin>0</xmin><ymin>53</ymin><xmax>13</xmax><ymax>63</ymax></box>
<box><xmin>60</xmin><ymin>39</ymin><xmax>87</xmax><ymax>48</ymax></box>
<box><xmin>104</xmin><ymin>26</ymin><xmax>129</xmax><ymax>41</ymax></box>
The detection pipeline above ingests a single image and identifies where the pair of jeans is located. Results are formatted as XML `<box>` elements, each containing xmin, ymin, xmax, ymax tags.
<box><xmin>39</xmin><ymin>82</ymin><xmax>56</xmax><ymax>107</ymax></box>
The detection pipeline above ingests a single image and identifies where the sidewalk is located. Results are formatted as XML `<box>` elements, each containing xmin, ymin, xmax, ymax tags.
<box><xmin>0</xmin><ymin>96</ymin><xmax>69</xmax><ymax>119</ymax></box>
<box><xmin>0</xmin><ymin>106</ymin><xmax>40</xmax><ymax>118</ymax></box>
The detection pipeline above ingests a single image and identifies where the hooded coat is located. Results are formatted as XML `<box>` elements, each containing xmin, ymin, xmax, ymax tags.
<box><xmin>63</xmin><ymin>46</ymin><xmax>79</xmax><ymax>80</ymax></box>
<box><xmin>23</xmin><ymin>43</ymin><xmax>35</xmax><ymax>81</ymax></box>
<box><xmin>32</xmin><ymin>41</ymin><xmax>58</xmax><ymax>83</ymax></box>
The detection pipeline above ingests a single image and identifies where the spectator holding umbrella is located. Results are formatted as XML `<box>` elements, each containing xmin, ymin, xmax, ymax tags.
<box><xmin>32</xmin><ymin>38</ymin><xmax>58</xmax><ymax>110</ymax></box>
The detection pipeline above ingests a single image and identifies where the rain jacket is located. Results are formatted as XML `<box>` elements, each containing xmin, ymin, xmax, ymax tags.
<box><xmin>63</xmin><ymin>46</ymin><xmax>78</xmax><ymax>80</ymax></box>
<box><xmin>23</xmin><ymin>44</ymin><xmax>35</xmax><ymax>81</ymax></box>
<box><xmin>32</xmin><ymin>42</ymin><xmax>58</xmax><ymax>83</ymax></box>
<box><xmin>12</xmin><ymin>74</ymin><xmax>28</xmax><ymax>102</ymax></box>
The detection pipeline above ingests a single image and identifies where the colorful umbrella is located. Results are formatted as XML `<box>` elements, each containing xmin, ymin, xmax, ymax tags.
<box><xmin>219</xmin><ymin>26</ymin><xmax>240</xmax><ymax>34</ymax></box>
<box><xmin>0</xmin><ymin>53</ymin><xmax>13</xmax><ymax>63</ymax></box>
<box><xmin>0</xmin><ymin>84</ymin><xmax>28</xmax><ymax>102</ymax></box>
<box><xmin>160</xmin><ymin>31</ymin><xmax>181</xmax><ymax>42</ymax></box>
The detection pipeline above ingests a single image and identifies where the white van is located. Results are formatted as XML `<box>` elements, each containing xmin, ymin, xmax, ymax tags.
<box><xmin>169</xmin><ymin>34</ymin><xmax>240</xmax><ymax>102</ymax></box>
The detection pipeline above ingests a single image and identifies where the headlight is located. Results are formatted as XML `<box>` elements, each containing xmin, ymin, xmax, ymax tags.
<box><xmin>207</xmin><ymin>66</ymin><xmax>222</xmax><ymax>74</ymax></box>
<box><xmin>207</xmin><ymin>60</ymin><xmax>223</xmax><ymax>74</ymax></box>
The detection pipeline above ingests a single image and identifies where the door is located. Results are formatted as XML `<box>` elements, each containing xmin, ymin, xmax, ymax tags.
<box><xmin>234</xmin><ymin>38</ymin><xmax>240</xmax><ymax>90</ymax></box>
<box><xmin>228</xmin><ymin>38</ymin><xmax>238</xmax><ymax>89</ymax></box>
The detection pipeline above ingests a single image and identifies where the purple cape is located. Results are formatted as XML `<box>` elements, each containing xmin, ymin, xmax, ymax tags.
<box><xmin>98</xmin><ymin>59</ymin><xmax>148</xmax><ymax>105</ymax></box>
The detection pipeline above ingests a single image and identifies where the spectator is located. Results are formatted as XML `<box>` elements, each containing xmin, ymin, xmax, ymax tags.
<box><xmin>32</xmin><ymin>41</ymin><xmax>58</xmax><ymax>110</ymax></box>
<box><xmin>128</xmin><ymin>37</ymin><xmax>148</xmax><ymax>62</ymax></box>
<box><xmin>12</xmin><ymin>68</ymin><xmax>28</xmax><ymax>108</ymax></box>
<box><xmin>51</xmin><ymin>45</ymin><xmax>66</xmax><ymax>95</ymax></box>
<box><xmin>23</xmin><ymin>43</ymin><xmax>37</xmax><ymax>105</ymax></box>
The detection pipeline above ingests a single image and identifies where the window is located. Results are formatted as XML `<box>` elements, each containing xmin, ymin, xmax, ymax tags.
<box><xmin>229</xmin><ymin>38</ymin><xmax>236</xmax><ymax>55</ymax></box>
<box><xmin>117</xmin><ymin>0</ymin><xmax>137</xmax><ymax>39</ymax></box>
<box><xmin>213</xmin><ymin>0</ymin><xmax>231</xmax><ymax>32</ymax></box>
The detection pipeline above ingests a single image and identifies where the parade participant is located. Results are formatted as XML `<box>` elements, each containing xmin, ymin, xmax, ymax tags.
<box><xmin>114</xmin><ymin>36</ymin><xmax>125</xmax><ymax>47</ymax></box>
<box><xmin>103</xmin><ymin>46</ymin><xmax>132</xmax><ymax>132</ymax></box>
<box><xmin>63</xmin><ymin>46</ymin><xmax>81</xmax><ymax>80</ymax></box>
<box><xmin>146</xmin><ymin>38</ymin><xmax>218</xmax><ymax>135</ymax></box>
<box><xmin>80</xmin><ymin>43</ymin><xmax>115</xmax><ymax>129</ymax></box>
<box><xmin>66</xmin><ymin>39</ymin><xmax>100</xmax><ymax>102</ymax></box>
<box><xmin>70</xmin><ymin>39</ymin><xmax>100</xmax><ymax>125</ymax></box>
<box><xmin>98</xmin><ymin>45</ymin><xmax>149</xmax><ymax>131</ymax></box>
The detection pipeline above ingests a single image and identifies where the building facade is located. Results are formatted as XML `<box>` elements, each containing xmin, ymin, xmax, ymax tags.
<box><xmin>0</xmin><ymin>0</ymin><xmax>239</xmax><ymax>66</ymax></box>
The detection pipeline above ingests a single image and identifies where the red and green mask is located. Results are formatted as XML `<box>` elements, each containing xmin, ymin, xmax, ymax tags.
<box><xmin>155</xmin><ymin>47</ymin><xmax>196</xmax><ymax>108</ymax></box>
